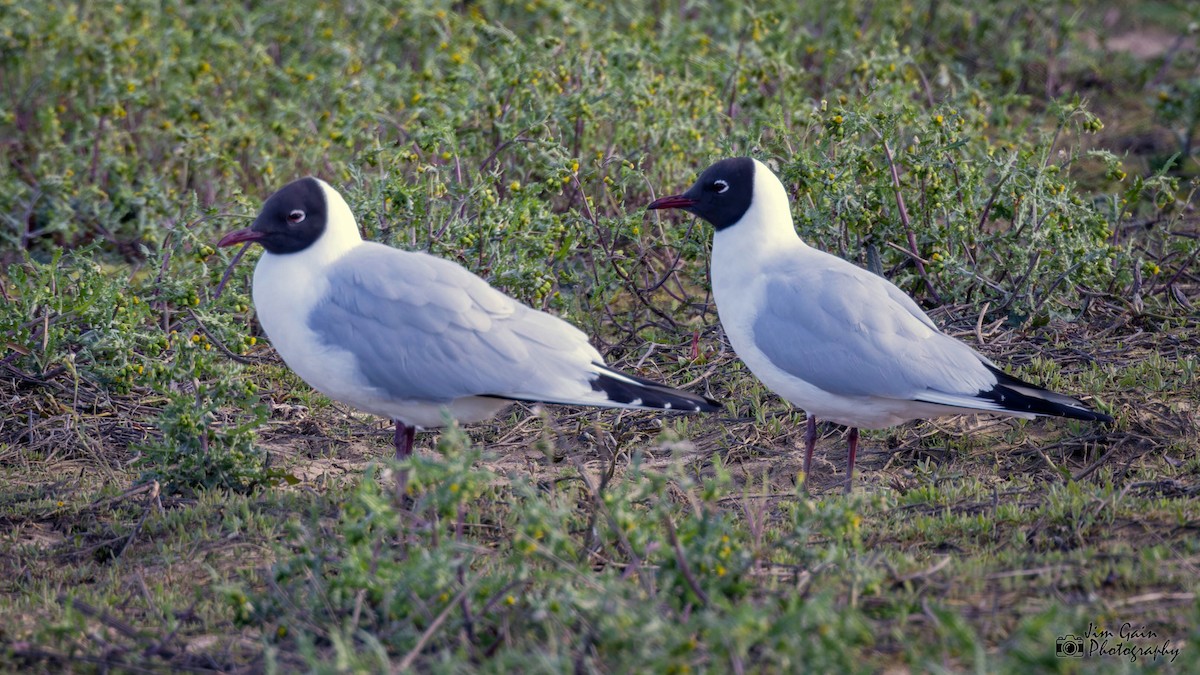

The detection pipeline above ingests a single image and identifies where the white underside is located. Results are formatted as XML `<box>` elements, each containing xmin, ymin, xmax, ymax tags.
<box><xmin>724</xmin><ymin>311</ymin><xmax>1029</xmax><ymax>429</ymax></box>
<box><xmin>255</xmin><ymin>248</ymin><xmax>522</xmax><ymax>428</ymax></box>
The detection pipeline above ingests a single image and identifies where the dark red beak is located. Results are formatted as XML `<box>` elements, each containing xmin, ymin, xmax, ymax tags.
<box><xmin>217</xmin><ymin>227</ymin><xmax>266</xmax><ymax>247</ymax></box>
<box><xmin>646</xmin><ymin>194</ymin><xmax>697</xmax><ymax>210</ymax></box>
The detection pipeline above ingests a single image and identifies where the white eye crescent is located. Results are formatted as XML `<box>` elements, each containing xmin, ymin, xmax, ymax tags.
<box><xmin>287</xmin><ymin>210</ymin><xmax>306</xmax><ymax>224</ymax></box>
<box><xmin>714</xmin><ymin>179</ymin><xmax>729</xmax><ymax>194</ymax></box>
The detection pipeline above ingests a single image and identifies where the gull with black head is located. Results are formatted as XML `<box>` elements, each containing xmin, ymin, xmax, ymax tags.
<box><xmin>218</xmin><ymin>177</ymin><xmax>720</xmax><ymax>487</ymax></box>
<box><xmin>648</xmin><ymin>157</ymin><xmax>1112</xmax><ymax>494</ymax></box>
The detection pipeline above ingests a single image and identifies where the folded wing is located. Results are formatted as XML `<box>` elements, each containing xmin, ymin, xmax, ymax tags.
<box><xmin>751</xmin><ymin>256</ymin><xmax>997</xmax><ymax>402</ymax></box>
<box><xmin>307</xmin><ymin>243</ymin><xmax>606</xmax><ymax>405</ymax></box>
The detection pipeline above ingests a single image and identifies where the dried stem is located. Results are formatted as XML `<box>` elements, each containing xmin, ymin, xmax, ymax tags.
<box><xmin>880</xmin><ymin>139</ymin><xmax>942</xmax><ymax>303</ymax></box>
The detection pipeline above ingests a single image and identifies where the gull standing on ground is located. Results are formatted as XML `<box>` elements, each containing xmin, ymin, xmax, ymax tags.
<box><xmin>647</xmin><ymin>157</ymin><xmax>1112</xmax><ymax>494</ymax></box>
<box><xmin>218</xmin><ymin>177</ymin><xmax>719</xmax><ymax>478</ymax></box>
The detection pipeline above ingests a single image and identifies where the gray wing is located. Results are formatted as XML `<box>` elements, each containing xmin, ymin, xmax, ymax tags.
<box><xmin>309</xmin><ymin>242</ymin><xmax>600</xmax><ymax>402</ymax></box>
<box><xmin>751</xmin><ymin>255</ymin><xmax>996</xmax><ymax>399</ymax></box>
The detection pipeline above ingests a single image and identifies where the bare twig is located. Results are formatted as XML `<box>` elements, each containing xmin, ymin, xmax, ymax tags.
<box><xmin>396</xmin><ymin>574</ymin><xmax>483</xmax><ymax>672</ymax></box>
<box><xmin>880</xmin><ymin>138</ymin><xmax>942</xmax><ymax>303</ymax></box>
<box><xmin>60</xmin><ymin>595</ymin><xmax>145</xmax><ymax>642</ymax></box>
<box><xmin>1071</xmin><ymin>444</ymin><xmax>1119</xmax><ymax>482</ymax></box>
<box><xmin>1146</xmin><ymin>30</ymin><xmax>1193</xmax><ymax>91</ymax></box>
<box><xmin>974</xmin><ymin>301</ymin><xmax>991</xmax><ymax>346</ymax></box>
<box><xmin>573</xmin><ymin>458</ymin><xmax>656</xmax><ymax>599</ymax></box>
<box><xmin>891</xmin><ymin>556</ymin><xmax>951</xmax><ymax>584</ymax></box>
<box><xmin>663</xmin><ymin>514</ymin><xmax>710</xmax><ymax>606</ymax></box>
<box><xmin>17</xmin><ymin>188</ymin><xmax>42</xmax><ymax>250</ymax></box>
<box><xmin>213</xmin><ymin>242</ymin><xmax>253</xmax><ymax>301</ymax></box>
<box><xmin>1108</xmin><ymin>592</ymin><xmax>1196</xmax><ymax>609</ymax></box>
<box><xmin>569</xmin><ymin>176</ymin><xmax>676</xmax><ymax>327</ymax></box>
<box><xmin>478</xmin><ymin>126</ymin><xmax>538</xmax><ymax>173</ymax></box>
<box><xmin>976</xmin><ymin>166</ymin><xmax>1014</xmax><ymax>233</ymax></box>
<box><xmin>115</xmin><ymin>481</ymin><xmax>161</xmax><ymax>560</ymax></box>
<box><xmin>184</xmin><ymin>307</ymin><xmax>264</xmax><ymax>365</ymax></box>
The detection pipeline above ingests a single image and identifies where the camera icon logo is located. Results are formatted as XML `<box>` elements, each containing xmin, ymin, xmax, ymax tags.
<box><xmin>1056</xmin><ymin>635</ymin><xmax>1084</xmax><ymax>658</ymax></box>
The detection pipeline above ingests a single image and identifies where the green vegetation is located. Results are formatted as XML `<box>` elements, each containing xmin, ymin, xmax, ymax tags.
<box><xmin>2</xmin><ymin>0</ymin><xmax>1198</xmax><ymax>670</ymax></box>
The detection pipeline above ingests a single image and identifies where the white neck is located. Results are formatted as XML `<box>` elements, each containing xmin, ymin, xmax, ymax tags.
<box><xmin>711</xmin><ymin>159</ymin><xmax>805</xmax><ymax>287</ymax></box>
<box><xmin>251</xmin><ymin>179</ymin><xmax>363</xmax><ymax>341</ymax></box>
<box><xmin>271</xmin><ymin>178</ymin><xmax>363</xmax><ymax>270</ymax></box>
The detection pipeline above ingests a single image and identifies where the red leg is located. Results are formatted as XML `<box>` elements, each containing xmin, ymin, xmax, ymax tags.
<box><xmin>844</xmin><ymin>427</ymin><xmax>859</xmax><ymax>495</ymax></box>
<box><xmin>393</xmin><ymin>421</ymin><xmax>415</xmax><ymax>501</ymax></box>
<box><xmin>801</xmin><ymin>415</ymin><xmax>817</xmax><ymax>493</ymax></box>
<box><xmin>394</xmin><ymin>422</ymin><xmax>415</xmax><ymax>460</ymax></box>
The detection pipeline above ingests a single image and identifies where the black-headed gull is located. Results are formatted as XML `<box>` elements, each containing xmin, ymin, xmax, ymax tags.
<box><xmin>218</xmin><ymin>177</ymin><xmax>720</xmax><ymax>469</ymax></box>
<box><xmin>648</xmin><ymin>157</ymin><xmax>1112</xmax><ymax>494</ymax></box>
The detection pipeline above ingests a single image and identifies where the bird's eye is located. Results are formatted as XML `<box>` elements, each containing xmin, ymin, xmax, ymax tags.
<box><xmin>287</xmin><ymin>210</ymin><xmax>306</xmax><ymax>224</ymax></box>
<box><xmin>712</xmin><ymin>179</ymin><xmax>729</xmax><ymax>194</ymax></box>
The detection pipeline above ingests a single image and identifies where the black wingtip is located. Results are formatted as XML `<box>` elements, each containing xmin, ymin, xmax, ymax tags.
<box><xmin>981</xmin><ymin>365</ymin><xmax>1114</xmax><ymax>424</ymax></box>
<box><xmin>590</xmin><ymin>364</ymin><xmax>722</xmax><ymax>413</ymax></box>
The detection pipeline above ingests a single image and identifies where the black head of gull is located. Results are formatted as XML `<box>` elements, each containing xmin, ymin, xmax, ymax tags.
<box><xmin>647</xmin><ymin>157</ymin><xmax>756</xmax><ymax>231</ymax></box>
<box><xmin>218</xmin><ymin>177</ymin><xmax>329</xmax><ymax>254</ymax></box>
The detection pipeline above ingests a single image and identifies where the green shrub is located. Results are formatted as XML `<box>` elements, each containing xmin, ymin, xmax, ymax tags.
<box><xmin>0</xmin><ymin>222</ymin><xmax>269</xmax><ymax>492</ymax></box>
<box><xmin>245</xmin><ymin>430</ymin><xmax>884</xmax><ymax>671</ymax></box>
